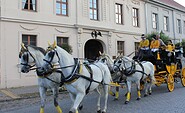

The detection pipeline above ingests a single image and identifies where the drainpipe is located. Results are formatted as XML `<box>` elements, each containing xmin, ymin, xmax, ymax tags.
<box><xmin>172</xmin><ymin>10</ymin><xmax>176</xmax><ymax>43</ymax></box>
<box><xmin>144</xmin><ymin>1</ymin><xmax>148</xmax><ymax>34</ymax></box>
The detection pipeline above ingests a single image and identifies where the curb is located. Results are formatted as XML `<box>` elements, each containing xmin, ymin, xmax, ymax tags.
<box><xmin>0</xmin><ymin>90</ymin><xmax>67</xmax><ymax>102</ymax></box>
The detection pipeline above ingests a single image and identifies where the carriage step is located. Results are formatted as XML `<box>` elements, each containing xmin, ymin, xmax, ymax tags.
<box><xmin>1</xmin><ymin>89</ymin><xmax>21</xmax><ymax>99</ymax></box>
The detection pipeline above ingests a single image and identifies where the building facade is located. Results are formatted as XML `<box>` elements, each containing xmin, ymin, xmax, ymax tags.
<box><xmin>146</xmin><ymin>0</ymin><xmax>185</xmax><ymax>43</ymax></box>
<box><xmin>0</xmin><ymin>0</ymin><xmax>146</xmax><ymax>88</ymax></box>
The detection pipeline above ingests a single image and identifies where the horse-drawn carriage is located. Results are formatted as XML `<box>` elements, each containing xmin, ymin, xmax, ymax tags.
<box><xmin>132</xmin><ymin>45</ymin><xmax>185</xmax><ymax>92</ymax></box>
<box><xmin>99</xmin><ymin>45</ymin><xmax>185</xmax><ymax>104</ymax></box>
<box><xmin>152</xmin><ymin>46</ymin><xmax>185</xmax><ymax>92</ymax></box>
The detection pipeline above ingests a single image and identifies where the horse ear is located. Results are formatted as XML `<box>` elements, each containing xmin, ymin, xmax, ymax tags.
<box><xmin>99</xmin><ymin>51</ymin><xmax>102</xmax><ymax>55</ymax></box>
<box><xmin>48</xmin><ymin>41</ymin><xmax>51</xmax><ymax>46</ymax></box>
<box><xmin>21</xmin><ymin>43</ymin><xmax>26</xmax><ymax>50</ymax></box>
<box><xmin>53</xmin><ymin>40</ymin><xmax>57</xmax><ymax>48</ymax></box>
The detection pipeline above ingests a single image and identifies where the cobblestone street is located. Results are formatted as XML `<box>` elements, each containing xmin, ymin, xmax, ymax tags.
<box><xmin>1</xmin><ymin>82</ymin><xmax>185</xmax><ymax>113</ymax></box>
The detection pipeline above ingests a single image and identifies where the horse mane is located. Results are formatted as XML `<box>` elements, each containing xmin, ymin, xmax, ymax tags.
<box><xmin>103</xmin><ymin>54</ymin><xmax>114</xmax><ymax>63</ymax></box>
<box><xmin>117</xmin><ymin>55</ymin><xmax>132</xmax><ymax>62</ymax></box>
<box><xmin>26</xmin><ymin>45</ymin><xmax>46</xmax><ymax>55</ymax></box>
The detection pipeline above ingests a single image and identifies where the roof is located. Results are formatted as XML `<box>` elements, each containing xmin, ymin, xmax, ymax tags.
<box><xmin>157</xmin><ymin>0</ymin><xmax>185</xmax><ymax>11</ymax></box>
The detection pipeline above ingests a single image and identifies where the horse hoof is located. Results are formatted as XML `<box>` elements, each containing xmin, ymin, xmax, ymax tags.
<box><xmin>136</xmin><ymin>97</ymin><xmax>141</xmax><ymax>100</ymax></box>
<box><xmin>125</xmin><ymin>101</ymin><xmax>129</xmax><ymax>104</ymax></box>
<box><xmin>149</xmin><ymin>92</ymin><xmax>152</xmax><ymax>95</ymax></box>
<box><xmin>144</xmin><ymin>94</ymin><xmax>148</xmax><ymax>97</ymax></box>
<box><xmin>78</xmin><ymin>105</ymin><xmax>83</xmax><ymax>110</ymax></box>
<box><xmin>69</xmin><ymin>111</ymin><xmax>73</xmax><ymax>113</ymax></box>
<box><xmin>102</xmin><ymin>111</ymin><xmax>106</xmax><ymax>113</ymax></box>
<box><xmin>97</xmin><ymin>110</ymin><xmax>101</xmax><ymax>113</ymax></box>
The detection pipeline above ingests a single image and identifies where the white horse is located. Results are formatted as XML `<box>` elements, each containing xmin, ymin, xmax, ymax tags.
<box><xmin>19</xmin><ymin>44</ymin><xmax>62</xmax><ymax>113</ymax></box>
<box><xmin>41</xmin><ymin>41</ymin><xmax>112</xmax><ymax>113</ymax></box>
<box><xmin>113</xmin><ymin>56</ymin><xmax>155</xmax><ymax>104</ymax></box>
<box><xmin>98</xmin><ymin>53</ymin><xmax>122</xmax><ymax>100</ymax></box>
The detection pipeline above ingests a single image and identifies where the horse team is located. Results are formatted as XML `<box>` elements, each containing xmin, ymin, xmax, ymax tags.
<box><xmin>19</xmin><ymin>41</ymin><xmax>156</xmax><ymax>113</ymax></box>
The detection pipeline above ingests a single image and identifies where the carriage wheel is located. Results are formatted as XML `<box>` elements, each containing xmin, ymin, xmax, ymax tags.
<box><xmin>181</xmin><ymin>67</ymin><xmax>185</xmax><ymax>87</ymax></box>
<box><xmin>167</xmin><ymin>74</ymin><xmax>174</xmax><ymax>92</ymax></box>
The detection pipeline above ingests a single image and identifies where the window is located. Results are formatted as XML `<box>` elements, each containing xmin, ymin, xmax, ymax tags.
<box><xmin>132</xmin><ymin>8</ymin><xmax>139</xmax><ymax>27</ymax></box>
<box><xmin>57</xmin><ymin>37</ymin><xmax>68</xmax><ymax>47</ymax></box>
<box><xmin>117</xmin><ymin>41</ymin><xmax>124</xmax><ymax>55</ymax></box>
<box><xmin>115</xmin><ymin>3</ymin><xmax>123</xmax><ymax>24</ymax></box>
<box><xmin>22</xmin><ymin>0</ymin><xmax>36</xmax><ymax>11</ymax></box>
<box><xmin>177</xmin><ymin>19</ymin><xmax>181</xmax><ymax>34</ymax></box>
<box><xmin>183</xmin><ymin>21</ymin><xmax>185</xmax><ymax>34</ymax></box>
<box><xmin>89</xmin><ymin>0</ymin><xmax>98</xmax><ymax>20</ymax></box>
<box><xmin>152</xmin><ymin>13</ymin><xmax>158</xmax><ymax>29</ymax></box>
<box><xmin>164</xmin><ymin>16</ymin><xmax>169</xmax><ymax>31</ymax></box>
<box><xmin>22</xmin><ymin>35</ymin><xmax>37</xmax><ymax>46</ymax></box>
<box><xmin>56</xmin><ymin>0</ymin><xmax>68</xmax><ymax>16</ymax></box>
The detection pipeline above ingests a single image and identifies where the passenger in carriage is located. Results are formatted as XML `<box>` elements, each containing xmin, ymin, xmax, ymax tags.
<box><xmin>150</xmin><ymin>35</ymin><xmax>160</xmax><ymax>61</ymax></box>
<box><xmin>156</xmin><ymin>34</ymin><xmax>166</xmax><ymax>47</ymax></box>
<box><xmin>155</xmin><ymin>34</ymin><xmax>166</xmax><ymax>60</ymax></box>
<box><xmin>150</xmin><ymin>34</ymin><xmax>166</xmax><ymax>71</ymax></box>
<box><xmin>165</xmin><ymin>40</ymin><xmax>176</xmax><ymax>65</ymax></box>
<box><xmin>136</xmin><ymin>34</ymin><xmax>150</xmax><ymax>60</ymax></box>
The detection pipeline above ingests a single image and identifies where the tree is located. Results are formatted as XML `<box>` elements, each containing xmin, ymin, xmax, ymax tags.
<box><xmin>175</xmin><ymin>39</ymin><xmax>185</xmax><ymax>57</ymax></box>
<box><xmin>146</xmin><ymin>32</ymin><xmax>170</xmax><ymax>44</ymax></box>
<box><xmin>59</xmin><ymin>43</ymin><xmax>73</xmax><ymax>54</ymax></box>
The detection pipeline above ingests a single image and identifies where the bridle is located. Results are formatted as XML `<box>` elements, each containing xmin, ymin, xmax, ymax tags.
<box><xmin>43</xmin><ymin>48</ymin><xmax>61</xmax><ymax>68</ymax></box>
<box><xmin>19</xmin><ymin>49</ymin><xmax>36</xmax><ymax>70</ymax></box>
<box><xmin>43</xmin><ymin>48</ymin><xmax>75</xmax><ymax>72</ymax></box>
<box><xmin>114</xmin><ymin>57</ymin><xmax>135</xmax><ymax>75</ymax></box>
<box><xmin>43</xmin><ymin>47</ymin><xmax>83</xmax><ymax>85</ymax></box>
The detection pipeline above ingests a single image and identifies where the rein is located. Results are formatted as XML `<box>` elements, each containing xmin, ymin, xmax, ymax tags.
<box><xmin>43</xmin><ymin>49</ymin><xmax>112</xmax><ymax>88</ymax></box>
<box><xmin>116</xmin><ymin>57</ymin><xmax>148</xmax><ymax>77</ymax></box>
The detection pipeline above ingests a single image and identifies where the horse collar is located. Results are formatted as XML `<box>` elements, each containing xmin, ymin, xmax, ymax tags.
<box><xmin>123</xmin><ymin>61</ymin><xmax>136</xmax><ymax>76</ymax></box>
<box><xmin>60</xmin><ymin>58</ymin><xmax>81</xmax><ymax>84</ymax></box>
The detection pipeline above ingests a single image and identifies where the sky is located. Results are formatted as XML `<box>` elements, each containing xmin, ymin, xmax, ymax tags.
<box><xmin>174</xmin><ymin>0</ymin><xmax>185</xmax><ymax>7</ymax></box>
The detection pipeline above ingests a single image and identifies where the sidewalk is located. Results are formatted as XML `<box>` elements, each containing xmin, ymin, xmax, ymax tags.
<box><xmin>0</xmin><ymin>85</ymin><xmax>40</xmax><ymax>102</ymax></box>
<box><xmin>0</xmin><ymin>85</ymin><xmax>67</xmax><ymax>102</ymax></box>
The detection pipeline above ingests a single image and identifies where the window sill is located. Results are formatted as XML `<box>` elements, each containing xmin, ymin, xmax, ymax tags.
<box><xmin>22</xmin><ymin>9</ymin><xmax>37</xmax><ymax>12</ymax></box>
<box><xmin>56</xmin><ymin>14</ymin><xmax>68</xmax><ymax>17</ymax></box>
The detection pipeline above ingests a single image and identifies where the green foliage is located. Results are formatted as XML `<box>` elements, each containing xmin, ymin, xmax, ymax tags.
<box><xmin>175</xmin><ymin>39</ymin><xmax>185</xmax><ymax>56</ymax></box>
<box><xmin>146</xmin><ymin>32</ymin><xmax>157</xmax><ymax>41</ymax></box>
<box><xmin>159</xmin><ymin>32</ymin><xmax>170</xmax><ymax>44</ymax></box>
<box><xmin>146</xmin><ymin>32</ymin><xmax>170</xmax><ymax>44</ymax></box>
<box><xmin>59</xmin><ymin>43</ymin><xmax>73</xmax><ymax>54</ymax></box>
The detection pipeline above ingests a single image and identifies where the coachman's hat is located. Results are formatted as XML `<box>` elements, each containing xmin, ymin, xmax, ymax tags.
<box><xmin>141</xmin><ymin>34</ymin><xmax>145</xmax><ymax>38</ymax></box>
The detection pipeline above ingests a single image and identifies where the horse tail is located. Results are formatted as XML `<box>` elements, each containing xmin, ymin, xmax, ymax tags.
<box><xmin>102</xmin><ymin>64</ymin><xmax>113</xmax><ymax>84</ymax></box>
<box><xmin>150</xmin><ymin>73</ymin><xmax>156</xmax><ymax>83</ymax></box>
<box><xmin>95</xmin><ymin>62</ymin><xmax>112</xmax><ymax>85</ymax></box>
<box><xmin>150</xmin><ymin>63</ymin><xmax>156</xmax><ymax>83</ymax></box>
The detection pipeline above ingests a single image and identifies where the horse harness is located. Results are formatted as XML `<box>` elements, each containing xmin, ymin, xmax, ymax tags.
<box><xmin>43</xmin><ymin>55</ymin><xmax>105</xmax><ymax>94</ymax></box>
<box><xmin>121</xmin><ymin>59</ymin><xmax>148</xmax><ymax>81</ymax></box>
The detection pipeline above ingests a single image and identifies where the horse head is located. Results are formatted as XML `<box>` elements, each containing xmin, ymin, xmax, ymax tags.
<box><xmin>113</xmin><ymin>56</ymin><xmax>132</xmax><ymax>73</ymax></box>
<box><xmin>98</xmin><ymin>52</ymin><xmax>115</xmax><ymax>73</ymax></box>
<box><xmin>42</xmin><ymin>41</ymin><xmax>60</xmax><ymax>72</ymax></box>
<box><xmin>19</xmin><ymin>43</ymin><xmax>36</xmax><ymax>73</ymax></box>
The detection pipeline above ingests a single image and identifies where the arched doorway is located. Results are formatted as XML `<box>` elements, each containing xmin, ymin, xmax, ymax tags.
<box><xmin>85</xmin><ymin>40</ymin><xmax>103</xmax><ymax>61</ymax></box>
